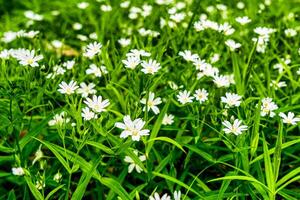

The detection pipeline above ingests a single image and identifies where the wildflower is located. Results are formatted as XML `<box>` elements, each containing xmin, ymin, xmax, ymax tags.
<box><xmin>101</xmin><ymin>5</ymin><xmax>112</xmax><ymax>12</ymax></box>
<box><xmin>225</xmin><ymin>39</ymin><xmax>241</xmax><ymax>51</ymax></box>
<box><xmin>12</xmin><ymin>167</ymin><xmax>25</xmax><ymax>176</ymax></box>
<box><xmin>279</xmin><ymin>112</ymin><xmax>300</xmax><ymax>125</ymax></box>
<box><xmin>222</xmin><ymin>118</ymin><xmax>248</xmax><ymax>135</ymax></box>
<box><xmin>84</xmin><ymin>95</ymin><xmax>110</xmax><ymax>113</ymax></box>
<box><xmin>77</xmin><ymin>2</ymin><xmax>89</xmax><ymax>9</ymax></box>
<box><xmin>213</xmin><ymin>75</ymin><xmax>231</xmax><ymax>88</ymax></box>
<box><xmin>149</xmin><ymin>192</ymin><xmax>171</xmax><ymax>200</ymax></box>
<box><xmin>115</xmin><ymin>115</ymin><xmax>150</xmax><ymax>141</ymax></box>
<box><xmin>194</xmin><ymin>89</ymin><xmax>208</xmax><ymax>103</ymax></box>
<box><xmin>174</xmin><ymin>190</ymin><xmax>181</xmax><ymax>200</ymax></box>
<box><xmin>177</xmin><ymin>90</ymin><xmax>194</xmax><ymax>105</ymax></box>
<box><xmin>53</xmin><ymin>171</ymin><xmax>62</xmax><ymax>183</ymax></box>
<box><xmin>122</xmin><ymin>56</ymin><xmax>140</xmax><ymax>69</ymax></box>
<box><xmin>140</xmin><ymin>92</ymin><xmax>162</xmax><ymax>114</ymax></box>
<box><xmin>63</xmin><ymin>60</ymin><xmax>75</xmax><ymax>69</ymax></box>
<box><xmin>221</xmin><ymin>93</ymin><xmax>242</xmax><ymax>107</ymax></box>
<box><xmin>124</xmin><ymin>150</ymin><xmax>146</xmax><ymax>173</ymax></box>
<box><xmin>58</xmin><ymin>80</ymin><xmax>79</xmax><ymax>95</ymax></box>
<box><xmin>141</xmin><ymin>59</ymin><xmax>161</xmax><ymax>74</ymax></box>
<box><xmin>260</xmin><ymin>98</ymin><xmax>278</xmax><ymax>117</ymax></box>
<box><xmin>81</xmin><ymin>107</ymin><xmax>97</xmax><ymax>121</ymax></box>
<box><xmin>83</xmin><ymin>42</ymin><xmax>102</xmax><ymax>58</ymax></box>
<box><xmin>218</xmin><ymin>22</ymin><xmax>235</xmax><ymax>35</ymax></box>
<box><xmin>48</xmin><ymin>112</ymin><xmax>70</xmax><ymax>126</ymax></box>
<box><xmin>35</xmin><ymin>179</ymin><xmax>45</xmax><ymax>190</ymax></box>
<box><xmin>77</xmin><ymin>82</ymin><xmax>96</xmax><ymax>98</ymax></box>
<box><xmin>24</xmin><ymin>10</ymin><xmax>43</xmax><ymax>21</ymax></box>
<box><xmin>126</xmin><ymin>49</ymin><xmax>151</xmax><ymax>58</ymax></box>
<box><xmin>73</xmin><ymin>22</ymin><xmax>82</xmax><ymax>30</ymax></box>
<box><xmin>15</xmin><ymin>50</ymin><xmax>43</xmax><ymax>67</ymax></box>
<box><xmin>86</xmin><ymin>64</ymin><xmax>108</xmax><ymax>77</ymax></box>
<box><xmin>162</xmin><ymin>114</ymin><xmax>174</xmax><ymax>125</ymax></box>
<box><xmin>178</xmin><ymin>50</ymin><xmax>199</xmax><ymax>62</ymax></box>
<box><xmin>284</xmin><ymin>28</ymin><xmax>297</xmax><ymax>37</ymax></box>
<box><xmin>235</xmin><ymin>16</ymin><xmax>251</xmax><ymax>25</ymax></box>
<box><xmin>118</xmin><ymin>38</ymin><xmax>131</xmax><ymax>47</ymax></box>
<box><xmin>270</xmin><ymin>80</ymin><xmax>287</xmax><ymax>90</ymax></box>
<box><xmin>32</xmin><ymin>145</ymin><xmax>43</xmax><ymax>165</ymax></box>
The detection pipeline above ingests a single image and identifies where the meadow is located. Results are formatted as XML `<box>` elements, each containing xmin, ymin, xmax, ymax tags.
<box><xmin>0</xmin><ymin>0</ymin><xmax>300</xmax><ymax>199</ymax></box>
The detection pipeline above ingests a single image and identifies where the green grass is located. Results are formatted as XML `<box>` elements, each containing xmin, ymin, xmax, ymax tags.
<box><xmin>0</xmin><ymin>0</ymin><xmax>300</xmax><ymax>199</ymax></box>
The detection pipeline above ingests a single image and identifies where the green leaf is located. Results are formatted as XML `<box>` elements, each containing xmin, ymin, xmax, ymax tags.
<box><xmin>33</xmin><ymin>137</ymin><xmax>71</xmax><ymax>173</ymax></box>
<box><xmin>147</xmin><ymin>136</ymin><xmax>186</xmax><ymax>153</ymax></box>
<box><xmin>24</xmin><ymin>176</ymin><xmax>44</xmax><ymax>200</ymax></box>
<box><xmin>45</xmin><ymin>185</ymin><xmax>65</xmax><ymax>200</ymax></box>
<box><xmin>152</xmin><ymin>171</ymin><xmax>204</xmax><ymax>198</ymax></box>
<box><xmin>185</xmin><ymin>144</ymin><xmax>215</xmax><ymax>163</ymax></box>
<box><xmin>146</xmin><ymin>101</ymin><xmax>170</xmax><ymax>156</ymax></box>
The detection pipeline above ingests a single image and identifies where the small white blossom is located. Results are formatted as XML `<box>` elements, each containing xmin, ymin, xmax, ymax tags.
<box><xmin>12</xmin><ymin>167</ymin><xmax>25</xmax><ymax>176</ymax></box>
<box><xmin>84</xmin><ymin>95</ymin><xmax>110</xmax><ymax>113</ymax></box>
<box><xmin>221</xmin><ymin>92</ymin><xmax>242</xmax><ymax>107</ymax></box>
<box><xmin>83</xmin><ymin>42</ymin><xmax>102</xmax><ymax>58</ymax></box>
<box><xmin>77</xmin><ymin>82</ymin><xmax>96</xmax><ymax>98</ymax></box>
<box><xmin>58</xmin><ymin>80</ymin><xmax>79</xmax><ymax>95</ymax></box>
<box><xmin>124</xmin><ymin>150</ymin><xmax>146</xmax><ymax>173</ymax></box>
<box><xmin>260</xmin><ymin>98</ymin><xmax>278</xmax><ymax>117</ymax></box>
<box><xmin>194</xmin><ymin>89</ymin><xmax>208</xmax><ymax>103</ymax></box>
<box><xmin>222</xmin><ymin>118</ymin><xmax>248</xmax><ymax>135</ymax></box>
<box><xmin>115</xmin><ymin>115</ymin><xmax>150</xmax><ymax>141</ymax></box>
<box><xmin>141</xmin><ymin>59</ymin><xmax>161</xmax><ymax>74</ymax></box>
<box><xmin>162</xmin><ymin>114</ymin><xmax>174</xmax><ymax>125</ymax></box>
<box><xmin>140</xmin><ymin>92</ymin><xmax>162</xmax><ymax>114</ymax></box>
<box><xmin>177</xmin><ymin>90</ymin><xmax>194</xmax><ymax>105</ymax></box>
<box><xmin>279</xmin><ymin>112</ymin><xmax>300</xmax><ymax>125</ymax></box>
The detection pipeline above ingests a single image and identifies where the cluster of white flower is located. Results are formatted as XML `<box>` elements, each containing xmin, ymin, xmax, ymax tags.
<box><xmin>253</xmin><ymin>27</ymin><xmax>276</xmax><ymax>53</ymax></box>
<box><xmin>1</xmin><ymin>48</ymin><xmax>44</xmax><ymax>67</ymax></box>
<box><xmin>1</xmin><ymin>30</ymin><xmax>39</xmax><ymax>43</ymax></box>
<box><xmin>46</xmin><ymin>60</ymin><xmax>75</xmax><ymax>79</ymax></box>
<box><xmin>48</xmin><ymin>112</ymin><xmax>71</xmax><ymax>126</ymax></box>
<box><xmin>122</xmin><ymin>49</ymin><xmax>162</xmax><ymax>75</ymax></box>
<box><xmin>160</xmin><ymin>2</ymin><xmax>188</xmax><ymax>29</ymax></box>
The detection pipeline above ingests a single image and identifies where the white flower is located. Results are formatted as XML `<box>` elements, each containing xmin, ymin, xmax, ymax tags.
<box><xmin>77</xmin><ymin>2</ymin><xmax>89</xmax><ymax>9</ymax></box>
<box><xmin>177</xmin><ymin>90</ymin><xmax>194</xmax><ymax>105</ymax></box>
<box><xmin>174</xmin><ymin>190</ymin><xmax>181</xmax><ymax>200</ymax></box>
<box><xmin>53</xmin><ymin>171</ymin><xmax>62</xmax><ymax>183</ymax></box>
<box><xmin>270</xmin><ymin>80</ymin><xmax>287</xmax><ymax>90</ymax></box>
<box><xmin>58</xmin><ymin>80</ymin><xmax>79</xmax><ymax>95</ymax></box>
<box><xmin>279</xmin><ymin>112</ymin><xmax>300</xmax><ymax>125</ymax></box>
<box><xmin>221</xmin><ymin>92</ymin><xmax>242</xmax><ymax>107</ymax></box>
<box><xmin>124</xmin><ymin>150</ymin><xmax>146</xmax><ymax>173</ymax></box>
<box><xmin>81</xmin><ymin>107</ymin><xmax>97</xmax><ymax>121</ymax></box>
<box><xmin>178</xmin><ymin>50</ymin><xmax>199</xmax><ymax>62</ymax></box>
<box><xmin>118</xmin><ymin>38</ymin><xmax>131</xmax><ymax>47</ymax></box>
<box><xmin>222</xmin><ymin>118</ymin><xmax>248</xmax><ymax>135</ymax></box>
<box><xmin>284</xmin><ymin>28</ymin><xmax>297</xmax><ymax>37</ymax></box>
<box><xmin>77</xmin><ymin>82</ymin><xmax>96</xmax><ymax>98</ymax></box>
<box><xmin>162</xmin><ymin>114</ymin><xmax>174</xmax><ymax>125</ymax></box>
<box><xmin>194</xmin><ymin>89</ymin><xmax>208</xmax><ymax>103</ymax></box>
<box><xmin>140</xmin><ymin>92</ymin><xmax>162</xmax><ymax>114</ymax></box>
<box><xmin>101</xmin><ymin>5</ymin><xmax>112</xmax><ymax>12</ymax></box>
<box><xmin>15</xmin><ymin>49</ymin><xmax>43</xmax><ymax>67</ymax></box>
<box><xmin>260</xmin><ymin>98</ymin><xmax>278</xmax><ymax>117</ymax></box>
<box><xmin>73</xmin><ymin>22</ymin><xmax>82</xmax><ymax>30</ymax></box>
<box><xmin>141</xmin><ymin>59</ymin><xmax>161</xmax><ymax>74</ymax></box>
<box><xmin>86</xmin><ymin>64</ymin><xmax>108</xmax><ymax>77</ymax></box>
<box><xmin>63</xmin><ymin>60</ymin><xmax>75</xmax><ymax>69</ymax></box>
<box><xmin>235</xmin><ymin>16</ymin><xmax>251</xmax><ymax>25</ymax></box>
<box><xmin>149</xmin><ymin>192</ymin><xmax>171</xmax><ymax>200</ymax></box>
<box><xmin>35</xmin><ymin>180</ymin><xmax>45</xmax><ymax>190</ymax></box>
<box><xmin>122</xmin><ymin>56</ymin><xmax>140</xmax><ymax>69</ymax></box>
<box><xmin>218</xmin><ymin>22</ymin><xmax>235</xmax><ymax>35</ymax></box>
<box><xmin>225</xmin><ymin>39</ymin><xmax>241</xmax><ymax>51</ymax></box>
<box><xmin>24</xmin><ymin>10</ymin><xmax>43</xmax><ymax>21</ymax></box>
<box><xmin>32</xmin><ymin>145</ymin><xmax>43</xmax><ymax>165</ymax></box>
<box><xmin>12</xmin><ymin>167</ymin><xmax>25</xmax><ymax>176</ymax></box>
<box><xmin>213</xmin><ymin>75</ymin><xmax>230</xmax><ymax>88</ymax></box>
<box><xmin>48</xmin><ymin>112</ymin><xmax>70</xmax><ymax>126</ymax></box>
<box><xmin>126</xmin><ymin>49</ymin><xmax>151</xmax><ymax>58</ymax></box>
<box><xmin>83</xmin><ymin>42</ymin><xmax>102</xmax><ymax>58</ymax></box>
<box><xmin>84</xmin><ymin>95</ymin><xmax>110</xmax><ymax>113</ymax></box>
<box><xmin>115</xmin><ymin>115</ymin><xmax>150</xmax><ymax>141</ymax></box>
